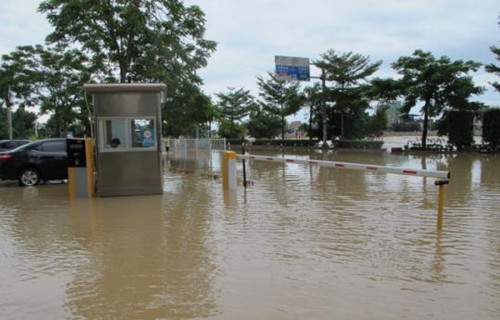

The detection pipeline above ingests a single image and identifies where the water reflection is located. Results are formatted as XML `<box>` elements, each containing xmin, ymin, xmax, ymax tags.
<box><xmin>0</xmin><ymin>180</ymin><xmax>218</xmax><ymax>319</ymax></box>
<box><xmin>1</xmin><ymin>148</ymin><xmax>499</xmax><ymax>319</ymax></box>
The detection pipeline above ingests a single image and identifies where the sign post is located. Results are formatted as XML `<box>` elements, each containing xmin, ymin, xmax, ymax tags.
<box><xmin>274</xmin><ymin>55</ymin><xmax>328</xmax><ymax>148</ymax></box>
<box><xmin>275</xmin><ymin>56</ymin><xmax>310</xmax><ymax>81</ymax></box>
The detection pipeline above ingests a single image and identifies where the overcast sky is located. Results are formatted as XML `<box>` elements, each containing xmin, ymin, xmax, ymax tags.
<box><xmin>1</xmin><ymin>0</ymin><xmax>499</xmax><ymax>118</ymax></box>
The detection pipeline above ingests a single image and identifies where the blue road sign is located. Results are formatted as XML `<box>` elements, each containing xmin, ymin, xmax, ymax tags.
<box><xmin>275</xmin><ymin>56</ymin><xmax>310</xmax><ymax>81</ymax></box>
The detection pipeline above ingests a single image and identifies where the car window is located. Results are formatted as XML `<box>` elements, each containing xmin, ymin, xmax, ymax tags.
<box><xmin>0</xmin><ymin>141</ymin><xmax>12</xmax><ymax>148</ymax></box>
<box><xmin>42</xmin><ymin>141</ymin><xmax>66</xmax><ymax>152</ymax></box>
<box><xmin>24</xmin><ymin>143</ymin><xmax>41</xmax><ymax>151</ymax></box>
<box><xmin>14</xmin><ymin>141</ymin><xmax>28</xmax><ymax>147</ymax></box>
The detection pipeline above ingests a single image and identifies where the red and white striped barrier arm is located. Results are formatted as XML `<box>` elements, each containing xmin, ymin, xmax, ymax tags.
<box><xmin>237</xmin><ymin>154</ymin><xmax>450</xmax><ymax>180</ymax></box>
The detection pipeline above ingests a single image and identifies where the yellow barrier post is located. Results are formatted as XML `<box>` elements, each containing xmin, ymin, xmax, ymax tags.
<box><xmin>85</xmin><ymin>138</ymin><xmax>95</xmax><ymax>197</ymax></box>
<box><xmin>222</xmin><ymin>151</ymin><xmax>237</xmax><ymax>190</ymax></box>
<box><xmin>435</xmin><ymin>180</ymin><xmax>448</xmax><ymax>230</ymax></box>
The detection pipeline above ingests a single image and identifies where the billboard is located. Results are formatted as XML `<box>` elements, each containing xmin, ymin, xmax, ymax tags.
<box><xmin>275</xmin><ymin>56</ymin><xmax>310</xmax><ymax>81</ymax></box>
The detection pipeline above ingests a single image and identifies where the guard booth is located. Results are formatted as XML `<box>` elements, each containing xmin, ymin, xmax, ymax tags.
<box><xmin>83</xmin><ymin>83</ymin><xmax>166</xmax><ymax>197</ymax></box>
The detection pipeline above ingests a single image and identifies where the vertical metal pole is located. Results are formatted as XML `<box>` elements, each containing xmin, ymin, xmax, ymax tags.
<box><xmin>321</xmin><ymin>68</ymin><xmax>327</xmax><ymax>148</ymax></box>
<box><xmin>6</xmin><ymin>105</ymin><xmax>12</xmax><ymax>140</ymax></box>
<box><xmin>241</xmin><ymin>141</ymin><xmax>247</xmax><ymax>188</ymax></box>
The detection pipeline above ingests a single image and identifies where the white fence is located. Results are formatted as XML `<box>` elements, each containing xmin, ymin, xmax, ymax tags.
<box><xmin>170</xmin><ymin>138</ymin><xmax>226</xmax><ymax>151</ymax></box>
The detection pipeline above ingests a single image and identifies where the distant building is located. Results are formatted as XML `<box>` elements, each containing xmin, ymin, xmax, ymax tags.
<box><xmin>286</xmin><ymin>121</ymin><xmax>307</xmax><ymax>139</ymax></box>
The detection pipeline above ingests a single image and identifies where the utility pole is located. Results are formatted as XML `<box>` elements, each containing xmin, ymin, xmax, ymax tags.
<box><xmin>7</xmin><ymin>105</ymin><xmax>12</xmax><ymax>139</ymax></box>
<box><xmin>5</xmin><ymin>87</ymin><xmax>13</xmax><ymax>139</ymax></box>
<box><xmin>321</xmin><ymin>68</ymin><xmax>328</xmax><ymax>148</ymax></box>
<box><xmin>312</xmin><ymin>67</ymin><xmax>328</xmax><ymax>148</ymax></box>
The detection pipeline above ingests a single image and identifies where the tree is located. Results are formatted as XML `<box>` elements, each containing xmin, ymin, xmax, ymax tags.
<box><xmin>303</xmin><ymin>83</ymin><xmax>322</xmax><ymax>140</ymax></box>
<box><xmin>216</xmin><ymin>88</ymin><xmax>255</xmax><ymax>138</ymax></box>
<box><xmin>39</xmin><ymin>0</ymin><xmax>217</xmax><ymax>136</ymax></box>
<box><xmin>1</xmin><ymin>45</ymin><xmax>91</xmax><ymax>137</ymax></box>
<box><xmin>486</xmin><ymin>15</ymin><xmax>500</xmax><ymax>92</ymax></box>
<box><xmin>163</xmin><ymin>83</ymin><xmax>214</xmax><ymax>137</ymax></box>
<box><xmin>245</xmin><ymin>106</ymin><xmax>281</xmax><ymax>139</ymax></box>
<box><xmin>314</xmin><ymin>50</ymin><xmax>382</xmax><ymax>138</ymax></box>
<box><xmin>218</xmin><ymin>118</ymin><xmax>246</xmax><ymax>139</ymax></box>
<box><xmin>12</xmin><ymin>105</ymin><xmax>38</xmax><ymax>138</ymax></box>
<box><xmin>39</xmin><ymin>0</ymin><xmax>216</xmax><ymax>83</ymax></box>
<box><xmin>256</xmin><ymin>73</ymin><xmax>304</xmax><ymax>140</ymax></box>
<box><xmin>392</xmin><ymin>50</ymin><xmax>483</xmax><ymax>148</ymax></box>
<box><xmin>366</xmin><ymin>106</ymin><xmax>388</xmax><ymax>138</ymax></box>
<box><xmin>482</xmin><ymin>108</ymin><xmax>500</xmax><ymax>150</ymax></box>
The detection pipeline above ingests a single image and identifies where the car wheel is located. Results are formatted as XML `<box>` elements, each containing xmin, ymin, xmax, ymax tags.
<box><xmin>18</xmin><ymin>168</ymin><xmax>41</xmax><ymax>186</ymax></box>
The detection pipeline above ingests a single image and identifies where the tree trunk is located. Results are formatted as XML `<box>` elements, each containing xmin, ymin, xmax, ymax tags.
<box><xmin>120</xmin><ymin>65</ymin><xmax>127</xmax><ymax>83</ymax></box>
<box><xmin>422</xmin><ymin>100</ymin><xmax>430</xmax><ymax>149</ymax></box>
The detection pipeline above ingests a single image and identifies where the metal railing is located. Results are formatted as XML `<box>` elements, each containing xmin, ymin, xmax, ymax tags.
<box><xmin>170</xmin><ymin>138</ymin><xmax>226</xmax><ymax>151</ymax></box>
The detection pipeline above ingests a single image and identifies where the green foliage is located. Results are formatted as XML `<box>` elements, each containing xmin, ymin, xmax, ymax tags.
<box><xmin>314</xmin><ymin>49</ymin><xmax>382</xmax><ymax>139</ymax></box>
<box><xmin>216</xmin><ymin>88</ymin><xmax>255</xmax><ymax>138</ymax></box>
<box><xmin>1</xmin><ymin>44</ymin><xmax>90</xmax><ymax>137</ymax></box>
<box><xmin>302</xmin><ymin>83</ymin><xmax>322</xmax><ymax>140</ymax></box>
<box><xmin>39</xmin><ymin>0</ymin><xmax>216</xmax><ymax>84</ymax></box>
<box><xmin>245</xmin><ymin>107</ymin><xmax>281</xmax><ymax>139</ymax></box>
<box><xmin>485</xmin><ymin>17</ymin><xmax>500</xmax><ymax>92</ymax></box>
<box><xmin>482</xmin><ymin>108</ymin><xmax>500</xmax><ymax>148</ymax></box>
<box><xmin>486</xmin><ymin>46</ymin><xmax>500</xmax><ymax>92</ymax></box>
<box><xmin>326</xmin><ymin>87</ymin><xmax>371</xmax><ymax>139</ymax></box>
<box><xmin>446</xmin><ymin>111</ymin><xmax>474</xmax><ymax>150</ymax></box>
<box><xmin>0</xmin><ymin>102</ymin><xmax>38</xmax><ymax>139</ymax></box>
<box><xmin>366</xmin><ymin>106</ymin><xmax>388</xmax><ymax>137</ymax></box>
<box><xmin>218</xmin><ymin>118</ymin><xmax>246</xmax><ymax>139</ymax></box>
<box><xmin>315</xmin><ymin>50</ymin><xmax>382</xmax><ymax>86</ymax></box>
<box><xmin>12</xmin><ymin>106</ymin><xmax>37</xmax><ymax>138</ymax></box>
<box><xmin>39</xmin><ymin>0</ymin><xmax>217</xmax><ymax>136</ymax></box>
<box><xmin>392</xmin><ymin>50</ymin><xmax>483</xmax><ymax>148</ymax></box>
<box><xmin>368</xmin><ymin>78</ymin><xmax>404</xmax><ymax>102</ymax></box>
<box><xmin>163</xmin><ymin>84</ymin><xmax>213</xmax><ymax>136</ymax></box>
<box><xmin>256</xmin><ymin>73</ymin><xmax>304</xmax><ymax>140</ymax></box>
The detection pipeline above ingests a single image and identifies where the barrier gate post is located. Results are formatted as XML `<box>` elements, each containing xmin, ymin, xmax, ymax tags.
<box><xmin>222</xmin><ymin>151</ymin><xmax>237</xmax><ymax>190</ymax></box>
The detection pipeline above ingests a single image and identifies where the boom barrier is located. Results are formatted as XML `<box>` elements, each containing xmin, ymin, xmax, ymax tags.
<box><xmin>237</xmin><ymin>154</ymin><xmax>450</xmax><ymax>180</ymax></box>
<box><xmin>221</xmin><ymin>151</ymin><xmax>450</xmax><ymax>229</ymax></box>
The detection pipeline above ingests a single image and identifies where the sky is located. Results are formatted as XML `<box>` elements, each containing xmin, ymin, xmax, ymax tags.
<box><xmin>0</xmin><ymin>0</ymin><xmax>499</xmax><ymax>122</ymax></box>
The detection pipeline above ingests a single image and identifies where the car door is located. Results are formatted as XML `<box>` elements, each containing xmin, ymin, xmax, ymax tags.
<box><xmin>37</xmin><ymin>140</ymin><xmax>68</xmax><ymax>180</ymax></box>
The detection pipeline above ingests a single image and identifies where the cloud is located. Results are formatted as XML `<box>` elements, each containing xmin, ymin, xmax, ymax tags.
<box><xmin>192</xmin><ymin>0</ymin><xmax>499</xmax><ymax>107</ymax></box>
<box><xmin>1</xmin><ymin>0</ymin><xmax>498</xmax><ymax>108</ymax></box>
<box><xmin>0</xmin><ymin>0</ymin><xmax>52</xmax><ymax>55</ymax></box>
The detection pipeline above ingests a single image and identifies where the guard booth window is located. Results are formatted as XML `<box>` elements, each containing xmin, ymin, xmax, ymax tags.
<box><xmin>99</xmin><ymin>118</ymin><xmax>156</xmax><ymax>151</ymax></box>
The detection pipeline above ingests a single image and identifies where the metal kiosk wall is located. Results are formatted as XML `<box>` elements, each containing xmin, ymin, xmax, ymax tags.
<box><xmin>67</xmin><ymin>138</ymin><xmax>95</xmax><ymax>198</ymax></box>
<box><xmin>84</xmin><ymin>83</ymin><xmax>166</xmax><ymax>197</ymax></box>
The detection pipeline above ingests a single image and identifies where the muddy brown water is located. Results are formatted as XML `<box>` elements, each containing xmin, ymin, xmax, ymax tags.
<box><xmin>1</xmin><ymin>148</ymin><xmax>499</xmax><ymax>319</ymax></box>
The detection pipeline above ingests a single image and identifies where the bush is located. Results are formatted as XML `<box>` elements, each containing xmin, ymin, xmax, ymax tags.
<box><xmin>447</xmin><ymin>111</ymin><xmax>474</xmax><ymax>150</ymax></box>
<box><xmin>483</xmin><ymin>108</ymin><xmax>500</xmax><ymax>149</ymax></box>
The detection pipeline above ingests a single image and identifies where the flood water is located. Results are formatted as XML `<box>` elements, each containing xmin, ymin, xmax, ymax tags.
<box><xmin>1</xmin><ymin>147</ymin><xmax>499</xmax><ymax>319</ymax></box>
